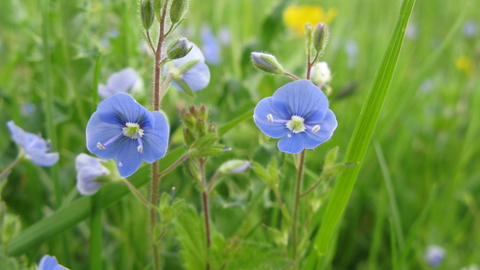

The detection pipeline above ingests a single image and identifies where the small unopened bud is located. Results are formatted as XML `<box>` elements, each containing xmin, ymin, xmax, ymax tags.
<box><xmin>140</xmin><ymin>0</ymin><xmax>155</xmax><ymax>30</ymax></box>
<box><xmin>153</xmin><ymin>0</ymin><xmax>165</xmax><ymax>22</ymax></box>
<box><xmin>167</xmin><ymin>38</ymin><xmax>192</xmax><ymax>60</ymax></box>
<box><xmin>183</xmin><ymin>128</ymin><xmax>196</xmax><ymax>147</ymax></box>
<box><xmin>181</xmin><ymin>109</ymin><xmax>196</xmax><ymax>130</ymax></box>
<box><xmin>251</xmin><ymin>52</ymin><xmax>284</xmax><ymax>74</ymax></box>
<box><xmin>196</xmin><ymin>118</ymin><xmax>207</xmax><ymax>136</ymax></box>
<box><xmin>219</xmin><ymin>160</ymin><xmax>251</xmax><ymax>174</ymax></box>
<box><xmin>170</xmin><ymin>0</ymin><xmax>188</xmax><ymax>24</ymax></box>
<box><xmin>198</xmin><ymin>104</ymin><xmax>209</xmax><ymax>121</ymax></box>
<box><xmin>310</xmin><ymin>62</ymin><xmax>332</xmax><ymax>86</ymax></box>
<box><xmin>313</xmin><ymin>23</ymin><xmax>329</xmax><ymax>53</ymax></box>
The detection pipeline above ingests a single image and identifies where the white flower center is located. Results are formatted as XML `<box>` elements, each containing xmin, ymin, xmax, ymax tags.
<box><xmin>286</xmin><ymin>115</ymin><xmax>306</xmax><ymax>133</ymax></box>
<box><xmin>122</xmin><ymin>122</ymin><xmax>144</xmax><ymax>139</ymax></box>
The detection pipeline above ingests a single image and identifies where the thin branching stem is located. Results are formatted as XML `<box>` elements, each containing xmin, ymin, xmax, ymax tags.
<box><xmin>146</xmin><ymin>30</ymin><xmax>156</xmax><ymax>55</ymax></box>
<box><xmin>300</xmin><ymin>176</ymin><xmax>327</xmax><ymax>198</ymax></box>
<box><xmin>124</xmin><ymin>179</ymin><xmax>150</xmax><ymax>207</ymax></box>
<box><xmin>283</xmin><ymin>72</ymin><xmax>301</xmax><ymax>81</ymax></box>
<box><xmin>0</xmin><ymin>150</ymin><xmax>23</xmax><ymax>180</ymax></box>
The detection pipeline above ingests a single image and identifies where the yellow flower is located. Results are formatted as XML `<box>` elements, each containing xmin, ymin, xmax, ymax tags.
<box><xmin>455</xmin><ymin>55</ymin><xmax>473</xmax><ymax>75</ymax></box>
<box><xmin>283</xmin><ymin>5</ymin><xmax>338</xmax><ymax>36</ymax></box>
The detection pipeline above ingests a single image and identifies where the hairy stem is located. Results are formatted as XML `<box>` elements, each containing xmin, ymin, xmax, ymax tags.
<box><xmin>283</xmin><ymin>72</ymin><xmax>301</xmax><ymax>81</ymax></box>
<box><xmin>199</xmin><ymin>158</ymin><xmax>211</xmax><ymax>270</ymax></box>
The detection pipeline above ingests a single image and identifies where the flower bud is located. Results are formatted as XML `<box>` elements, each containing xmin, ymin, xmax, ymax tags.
<box><xmin>167</xmin><ymin>38</ymin><xmax>193</xmax><ymax>60</ymax></box>
<box><xmin>180</xmin><ymin>109</ymin><xmax>196</xmax><ymax>130</ymax></box>
<box><xmin>310</xmin><ymin>62</ymin><xmax>332</xmax><ymax>87</ymax></box>
<box><xmin>140</xmin><ymin>0</ymin><xmax>155</xmax><ymax>30</ymax></box>
<box><xmin>183</xmin><ymin>127</ymin><xmax>196</xmax><ymax>147</ymax></box>
<box><xmin>219</xmin><ymin>160</ymin><xmax>251</xmax><ymax>174</ymax></box>
<box><xmin>170</xmin><ymin>0</ymin><xmax>188</xmax><ymax>24</ymax></box>
<box><xmin>251</xmin><ymin>52</ymin><xmax>284</xmax><ymax>74</ymax></box>
<box><xmin>313</xmin><ymin>23</ymin><xmax>329</xmax><ymax>53</ymax></box>
<box><xmin>153</xmin><ymin>0</ymin><xmax>165</xmax><ymax>22</ymax></box>
<box><xmin>198</xmin><ymin>104</ymin><xmax>209</xmax><ymax>122</ymax></box>
<box><xmin>196</xmin><ymin>118</ymin><xmax>207</xmax><ymax>137</ymax></box>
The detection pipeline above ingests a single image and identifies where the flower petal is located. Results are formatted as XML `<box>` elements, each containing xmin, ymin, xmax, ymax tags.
<box><xmin>96</xmin><ymin>93</ymin><xmax>154</xmax><ymax>129</ymax></box>
<box><xmin>106</xmin><ymin>67</ymin><xmax>138</xmax><ymax>94</ymax></box>
<box><xmin>98</xmin><ymin>84</ymin><xmax>114</xmax><ymax>99</ymax></box>
<box><xmin>180</xmin><ymin>62</ymin><xmax>210</xmax><ymax>91</ymax></box>
<box><xmin>142</xmin><ymin>111</ymin><xmax>169</xmax><ymax>163</ymax></box>
<box><xmin>27</xmin><ymin>150</ymin><xmax>59</xmax><ymax>167</ymax></box>
<box><xmin>115</xmin><ymin>139</ymin><xmax>143</xmax><ymax>177</ymax></box>
<box><xmin>38</xmin><ymin>255</ymin><xmax>68</xmax><ymax>270</ymax></box>
<box><xmin>301</xmin><ymin>110</ymin><xmax>337</xmax><ymax>149</ymax></box>
<box><xmin>7</xmin><ymin>121</ymin><xmax>28</xmax><ymax>146</ymax></box>
<box><xmin>75</xmin><ymin>153</ymin><xmax>102</xmax><ymax>172</ymax></box>
<box><xmin>76</xmin><ymin>166</ymin><xmax>105</xmax><ymax>196</ymax></box>
<box><xmin>174</xmin><ymin>43</ymin><xmax>205</xmax><ymax>66</ymax></box>
<box><xmin>86</xmin><ymin>112</ymin><xmax>125</xmax><ymax>159</ymax></box>
<box><xmin>253</xmin><ymin>97</ymin><xmax>290</xmax><ymax>138</ymax></box>
<box><xmin>277</xmin><ymin>134</ymin><xmax>304</xmax><ymax>154</ymax></box>
<box><xmin>273</xmin><ymin>80</ymin><xmax>328</xmax><ymax>119</ymax></box>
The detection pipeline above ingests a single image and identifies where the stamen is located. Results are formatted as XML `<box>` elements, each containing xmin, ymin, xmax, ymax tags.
<box><xmin>136</xmin><ymin>136</ymin><xmax>143</xmax><ymax>153</ymax></box>
<box><xmin>267</xmin><ymin>114</ymin><xmax>274</xmax><ymax>123</ymax></box>
<box><xmin>97</xmin><ymin>142</ymin><xmax>106</xmax><ymax>150</ymax></box>
<box><xmin>97</xmin><ymin>131</ymin><xmax>124</xmax><ymax>150</ymax></box>
<box><xmin>312</xmin><ymin>125</ymin><xmax>321</xmax><ymax>133</ymax></box>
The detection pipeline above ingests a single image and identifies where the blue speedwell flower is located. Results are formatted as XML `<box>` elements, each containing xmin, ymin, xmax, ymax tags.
<box><xmin>86</xmin><ymin>93</ymin><xmax>169</xmax><ymax>177</ymax></box>
<box><xmin>201</xmin><ymin>26</ymin><xmax>221</xmax><ymax>65</ymax></box>
<box><xmin>37</xmin><ymin>255</ymin><xmax>69</xmax><ymax>270</ymax></box>
<box><xmin>165</xmin><ymin>42</ymin><xmax>210</xmax><ymax>92</ymax></box>
<box><xmin>6</xmin><ymin>121</ymin><xmax>59</xmax><ymax>166</ymax></box>
<box><xmin>253</xmin><ymin>80</ymin><xmax>337</xmax><ymax>154</ymax></box>
<box><xmin>425</xmin><ymin>245</ymin><xmax>445</xmax><ymax>268</ymax></box>
<box><xmin>75</xmin><ymin>153</ymin><xmax>110</xmax><ymax>196</ymax></box>
<box><xmin>98</xmin><ymin>67</ymin><xmax>139</xmax><ymax>99</ymax></box>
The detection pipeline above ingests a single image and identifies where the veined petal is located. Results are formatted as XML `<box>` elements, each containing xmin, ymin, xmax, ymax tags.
<box><xmin>25</xmin><ymin>133</ymin><xmax>49</xmax><ymax>152</ymax></box>
<box><xmin>96</xmin><ymin>93</ymin><xmax>154</xmax><ymax>129</ymax></box>
<box><xmin>86</xmin><ymin>112</ymin><xmax>126</xmax><ymax>159</ymax></box>
<box><xmin>181</xmin><ymin>62</ymin><xmax>210</xmax><ymax>91</ymax></box>
<box><xmin>142</xmin><ymin>111</ymin><xmax>169</xmax><ymax>163</ymax></box>
<box><xmin>278</xmin><ymin>134</ymin><xmax>304</xmax><ymax>154</ymax></box>
<box><xmin>115</xmin><ymin>139</ymin><xmax>143</xmax><ymax>177</ymax></box>
<box><xmin>253</xmin><ymin>97</ymin><xmax>289</xmax><ymax>138</ymax></box>
<box><xmin>300</xmin><ymin>110</ymin><xmax>337</xmax><ymax>149</ymax></box>
<box><xmin>76</xmin><ymin>166</ymin><xmax>105</xmax><ymax>196</ymax></box>
<box><xmin>273</xmin><ymin>80</ymin><xmax>328</xmax><ymax>119</ymax></box>
<box><xmin>38</xmin><ymin>255</ymin><xmax>69</xmax><ymax>270</ymax></box>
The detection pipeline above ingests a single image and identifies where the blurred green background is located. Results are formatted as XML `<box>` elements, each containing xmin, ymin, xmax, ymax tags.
<box><xmin>0</xmin><ymin>0</ymin><xmax>479</xmax><ymax>269</ymax></box>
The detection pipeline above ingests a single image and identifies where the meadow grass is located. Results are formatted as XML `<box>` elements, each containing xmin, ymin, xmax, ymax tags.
<box><xmin>0</xmin><ymin>0</ymin><xmax>479</xmax><ymax>269</ymax></box>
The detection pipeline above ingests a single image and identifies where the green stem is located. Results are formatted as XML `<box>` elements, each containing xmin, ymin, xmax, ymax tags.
<box><xmin>123</xmin><ymin>179</ymin><xmax>150</xmax><ymax>207</ymax></box>
<box><xmin>149</xmin><ymin>2</ymin><xmax>170</xmax><ymax>270</ymax></box>
<box><xmin>300</xmin><ymin>176</ymin><xmax>326</xmax><ymax>198</ymax></box>
<box><xmin>291</xmin><ymin>149</ymin><xmax>306</xmax><ymax>267</ymax></box>
<box><xmin>0</xmin><ymin>151</ymin><xmax>24</xmax><ymax>181</ymax></box>
<box><xmin>199</xmin><ymin>158</ymin><xmax>211</xmax><ymax>270</ymax></box>
<box><xmin>42</xmin><ymin>0</ymin><xmax>62</xmax><ymax>208</ymax></box>
<box><xmin>89</xmin><ymin>189</ymin><xmax>103</xmax><ymax>270</ymax></box>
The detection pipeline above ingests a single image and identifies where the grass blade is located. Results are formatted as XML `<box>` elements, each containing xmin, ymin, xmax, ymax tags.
<box><xmin>314</xmin><ymin>0</ymin><xmax>416</xmax><ymax>255</ymax></box>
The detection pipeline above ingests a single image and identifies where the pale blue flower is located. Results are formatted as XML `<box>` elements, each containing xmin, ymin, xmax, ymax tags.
<box><xmin>86</xmin><ymin>93</ymin><xmax>169</xmax><ymax>177</ymax></box>
<box><xmin>425</xmin><ymin>245</ymin><xmax>445</xmax><ymax>268</ymax></box>
<box><xmin>253</xmin><ymin>80</ymin><xmax>337</xmax><ymax>154</ymax></box>
<box><xmin>165</xmin><ymin>42</ymin><xmax>210</xmax><ymax>92</ymax></box>
<box><xmin>75</xmin><ymin>153</ymin><xmax>109</xmax><ymax>196</ymax></box>
<box><xmin>6</xmin><ymin>121</ymin><xmax>59</xmax><ymax>167</ymax></box>
<box><xmin>99</xmin><ymin>68</ymin><xmax>139</xmax><ymax>99</ymax></box>
<box><xmin>37</xmin><ymin>255</ymin><xmax>68</xmax><ymax>270</ymax></box>
<box><xmin>201</xmin><ymin>26</ymin><xmax>220</xmax><ymax>65</ymax></box>
<box><xmin>464</xmin><ymin>20</ymin><xmax>478</xmax><ymax>37</ymax></box>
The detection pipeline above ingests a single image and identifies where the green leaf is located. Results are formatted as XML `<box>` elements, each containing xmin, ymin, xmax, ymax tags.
<box><xmin>174</xmin><ymin>78</ymin><xmax>196</xmax><ymax>97</ymax></box>
<box><xmin>313</xmin><ymin>0</ymin><xmax>416</xmax><ymax>255</ymax></box>
<box><xmin>7</xmin><ymin>147</ymin><xmax>186</xmax><ymax>256</ymax></box>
